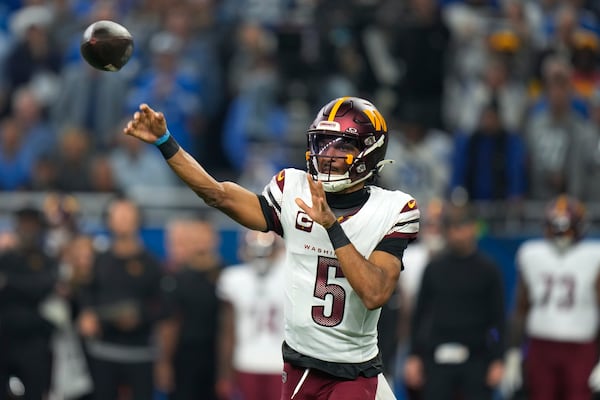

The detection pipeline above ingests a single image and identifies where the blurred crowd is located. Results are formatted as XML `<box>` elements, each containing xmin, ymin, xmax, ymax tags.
<box><xmin>2</xmin><ymin>0</ymin><xmax>600</xmax><ymax>211</ymax></box>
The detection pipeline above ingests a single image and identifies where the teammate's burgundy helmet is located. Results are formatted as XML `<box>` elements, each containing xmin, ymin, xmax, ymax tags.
<box><xmin>544</xmin><ymin>195</ymin><xmax>586</xmax><ymax>240</ymax></box>
<box><xmin>306</xmin><ymin>97</ymin><xmax>390</xmax><ymax>192</ymax></box>
<box><xmin>243</xmin><ymin>230</ymin><xmax>277</xmax><ymax>259</ymax></box>
<box><xmin>241</xmin><ymin>230</ymin><xmax>279</xmax><ymax>275</ymax></box>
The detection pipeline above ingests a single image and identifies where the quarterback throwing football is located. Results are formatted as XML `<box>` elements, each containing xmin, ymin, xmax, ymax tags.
<box><xmin>124</xmin><ymin>97</ymin><xmax>419</xmax><ymax>400</ymax></box>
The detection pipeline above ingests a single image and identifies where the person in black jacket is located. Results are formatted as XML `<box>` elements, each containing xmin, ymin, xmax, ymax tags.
<box><xmin>158</xmin><ymin>218</ymin><xmax>223</xmax><ymax>400</ymax></box>
<box><xmin>403</xmin><ymin>203</ymin><xmax>505</xmax><ymax>400</ymax></box>
<box><xmin>77</xmin><ymin>197</ymin><xmax>168</xmax><ymax>400</ymax></box>
<box><xmin>0</xmin><ymin>206</ymin><xmax>58</xmax><ymax>400</ymax></box>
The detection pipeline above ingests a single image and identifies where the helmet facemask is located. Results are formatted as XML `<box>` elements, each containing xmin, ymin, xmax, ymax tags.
<box><xmin>306</xmin><ymin>131</ymin><xmax>389</xmax><ymax>192</ymax></box>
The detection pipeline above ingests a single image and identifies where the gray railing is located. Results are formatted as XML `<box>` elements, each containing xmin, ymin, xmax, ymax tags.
<box><xmin>0</xmin><ymin>191</ymin><xmax>599</xmax><ymax>237</ymax></box>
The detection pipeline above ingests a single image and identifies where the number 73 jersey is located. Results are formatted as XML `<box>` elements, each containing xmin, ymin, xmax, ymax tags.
<box><xmin>262</xmin><ymin>168</ymin><xmax>419</xmax><ymax>364</ymax></box>
<box><xmin>518</xmin><ymin>239</ymin><xmax>600</xmax><ymax>342</ymax></box>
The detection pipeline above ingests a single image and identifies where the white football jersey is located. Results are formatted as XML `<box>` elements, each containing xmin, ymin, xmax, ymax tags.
<box><xmin>262</xmin><ymin>168</ymin><xmax>419</xmax><ymax>363</ymax></box>
<box><xmin>217</xmin><ymin>258</ymin><xmax>286</xmax><ymax>373</ymax></box>
<box><xmin>518</xmin><ymin>239</ymin><xmax>600</xmax><ymax>342</ymax></box>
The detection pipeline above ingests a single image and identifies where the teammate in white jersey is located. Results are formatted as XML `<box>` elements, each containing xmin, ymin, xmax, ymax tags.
<box><xmin>501</xmin><ymin>195</ymin><xmax>600</xmax><ymax>400</ymax></box>
<box><xmin>216</xmin><ymin>230</ymin><xmax>286</xmax><ymax>400</ymax></box>
<box><xmin>123</xmin><ymin>96</ymin><xmax>420</xmax><ymax>400</ymax></box>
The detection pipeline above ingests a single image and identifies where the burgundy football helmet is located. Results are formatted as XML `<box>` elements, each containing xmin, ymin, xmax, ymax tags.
<box><xmin>544</xmin><ymin>195</ymin><xmax>586</xmax><ymax>241</ymax></box>
<box><xmin>241</xmin><ymin>230</ymin><xmax>280</xmax><ymax>275</ymax></box>
<box><xmin>306</xmin><ymin>97</ymin><xmax>391</xmax><ymax>192</ymax></box>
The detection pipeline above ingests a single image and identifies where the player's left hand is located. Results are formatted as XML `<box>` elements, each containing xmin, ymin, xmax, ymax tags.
<box><xmin>486</xmin><ymin>360</ymin><xmax>504</xmax><ymax>387</ymax></box>
<box><xmin>78</xmin><ymin>309</ymin><xmax>101</xmax><ymax>338</ymax></box>
<box><xmin>403</xmin><ymin>355</ymin><xmax>424</xmax><ymax>389</ymax></box>
<box><xmin>295</xmin><ymin>173</ymin><xmax>337</xmax><ymax>229</ymax></box>
<box><xmin>215</xmin><ymin>378</ymin><xmax>234</xmax><ymax>400</ymax></box>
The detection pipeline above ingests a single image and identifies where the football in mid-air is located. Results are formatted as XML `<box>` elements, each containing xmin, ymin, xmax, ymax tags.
<box><xmin>80</xmin><ymin>20</ymin><xmax>133</xmax><ymax>72</ymax></box>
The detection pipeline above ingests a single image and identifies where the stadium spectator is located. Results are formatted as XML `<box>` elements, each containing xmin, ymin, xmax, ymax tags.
<box><xmin>448</xmin><ymin>56</ymin><xmax>528</xmax><ymax>135</ymax></box>
<box><xmin>449</xmin><ymin>99</ymin><xmax>526</xmax><ymax>202</ymax></box>
<box><xmin>51</xmin><ymin>63</ymin><xmax>129</xmax><ymax>149</ymax></box>
<box><xmin>51</xmin><ymin>232</ymin><xmax>95</xmax><ymax>400</ymax></box>
<box><xmin>160</xmin><ymin>3</ymin><xmax>224</xmax><ymax>119</ymax></box>
<box><xmin>59</xmin><ymin>233</ymin><xmax>95</xmax><ymax>316</ymax></box>
<box><xmin>76</xmin><ymin>197</ymin><xmax>168</xmax><ymax>400</ymax></box>
<box><xmin>540</xmin><ymin>2</ymin><xmax>600</xmax><ymax>54</ymax></box>
<box><xmin>53</xmin><ymin>127</ymin><xmax>95</xmax><ymax>192</ymax></box>
<box><xmin>311</xmin><ymin>1</ymin><xmax>383</xmax><ymax>104</ymax></box>
<box><xmin>29</xmin><ymin>153</ymin><xmax>58</xmax><ymax>191</ymax></box>
<box><xmin>403</xmin><ymin>203</ymin><xmax>505</xmax><ymax>400</ymax></box>
<box><xmin>390</xmin><ymin>0</ymin><xmax>451</xmax><ymax>130</ymax></box>
<box><xmin>569</xmin><ymin>29</ymin><xmax>600</xmax><ymax>100</ymax></box>
<box><xmin>496</xmin><ymin>0</ymin><xmax>544</xmax><ymax>80</ymax></box>
<box><xmin>0</xmin><ymin>116</ymin><xmax>36</xmax><ymax>190</ymax></box>
<box><xmin>442</xmin><ymin>0</ymin><xmax>497</xmax><ymax>87</ymax></box>
<box><xmin>11</xmin><ymin>86</ymin><xmax>56</xmax><ymax>159</ymax></box>
<box><xmin>570</xmin><ymin>89</ymin><xmax>600</xmax><ymax>201</ymax></box>
<box><xmin>126</xmin><ymin>30</ymin><xmax>203</xmax><ymax>158</ymax></box>
<box><xmin>89</xmin><ymin>155</ymin><xmax>118</xmax><ymax>193</ymax></box>
<box><xmin>524</xmin><ymin>55</ymin><xmax>594</xmax><ymax>200</ymax></box>
<box><xmin>42</xmin><ymin>192</ymin><xmax>82</xmax><ymax>258</ymax></box>
<box><xmin>221</xmin><ymin>50</ymin><xmax>289</xmax><ymax>178</ymax></box>
<box><xmin>0</xmin><ymin>206</ymin><xmax>58</xmax><ymax>400</ymax></box>
<box><xmin>1</xmin><ymin>4</ymin><xmax>61</xmax><ymax>117</ymax></box>
<box><xmin>159</xmin><ymin>218</ymin><xmax>223</xmax><ymax>400</ymax></box>
<box><xmin>378</xmin><ymin>112</ymin><xmax>452</xmax><ymax>208</ymax></box>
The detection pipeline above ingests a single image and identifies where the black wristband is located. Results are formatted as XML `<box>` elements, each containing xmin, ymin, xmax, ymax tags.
<box><xmin>157</xmin><ymin>134</ymin><xmax>180</xmax><ymax>160</ymax></box>
<box><xmin>326</xmin><ymin>221</ymin><xmax>351</xmax><ymax>250</ymax></box>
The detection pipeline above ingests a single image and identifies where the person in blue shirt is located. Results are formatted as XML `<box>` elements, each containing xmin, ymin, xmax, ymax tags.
<box><xmin>449</xmin><ymin>100</ymin><xmax>526</xmax><ymax>201</ymax></box>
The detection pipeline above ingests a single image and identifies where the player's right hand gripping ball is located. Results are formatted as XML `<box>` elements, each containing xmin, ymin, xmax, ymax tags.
<box><xmin>80</xmin><ymin>20</ymin><xmax>133</xmax><ymax>72</ymax></box>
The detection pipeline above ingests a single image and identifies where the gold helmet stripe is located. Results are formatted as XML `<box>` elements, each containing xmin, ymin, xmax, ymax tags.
<box><xmin>328</xmin><ymin>96</ymin><xmax>350</xmax><ymax>121</ymax></box>
<box><xmin>363</xmin><ymin>109</ymin><xmax>387</xmax><ymax>132</ymax></box>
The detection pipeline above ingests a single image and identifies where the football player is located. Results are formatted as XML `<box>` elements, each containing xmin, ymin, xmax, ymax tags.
<box><xmin>124</xmin><ymin>97</ymin><xmax>419</xmax><ymax>400</ymax></box>
<box><xmin>501</xmin><ymin>195</ymin><xmax>600</xmax><ymax>400</ymax></box>
<box><xmin>216</xmin><ymin>230</ymin><xmax>286</xmax><ymax>400</ymax></box>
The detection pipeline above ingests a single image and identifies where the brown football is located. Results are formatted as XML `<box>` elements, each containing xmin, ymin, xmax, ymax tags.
<box><xmin>80</xmin><ymin>20</ymin><xmax>133</xmax><ymax>72</ymax></box>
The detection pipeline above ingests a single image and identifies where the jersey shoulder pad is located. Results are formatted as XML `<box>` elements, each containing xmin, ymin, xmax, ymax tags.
<box><xmin>376</xmin><ymin>188</ymin><xmax>420</xmax><ymax>239</ymax></box>
<box><xmin>577</xmin><ymin>239</ymin><xmax>600</xmax><ymax>252</ymax></box>
<box><xmin>518</xmin><ymin>238</ymin><xmax>549</xmax><ymax>254</ymax></box>
<box><xmin>271</xmin><ymin>168</ymin><xmax>305</xmax><ymax>191</ymax></box>
<box><xmin>262</xmin><ymin>168</ymin><xmax>305</xmax><ymax>202</ymax></box>
<box><xmin>516</xmin><ymin>239</ymin><xmax>549</xmax><ymax>270</ymax></box>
